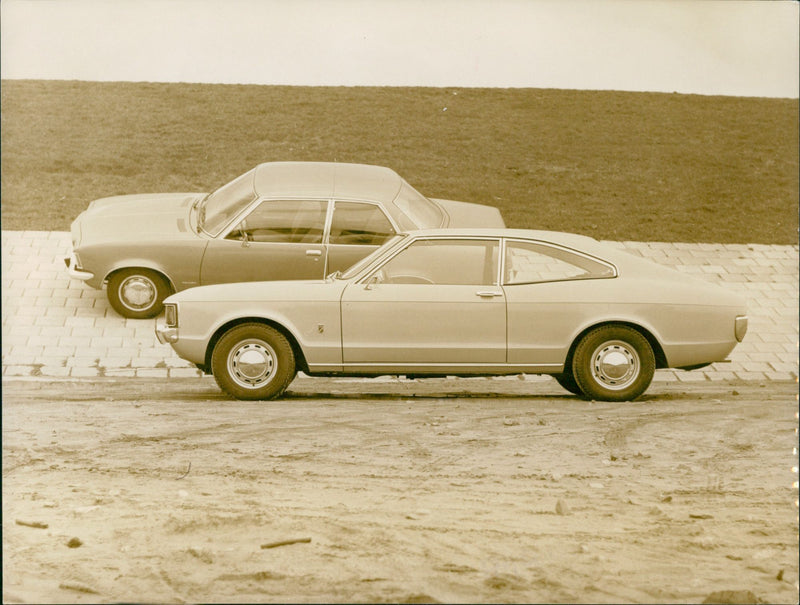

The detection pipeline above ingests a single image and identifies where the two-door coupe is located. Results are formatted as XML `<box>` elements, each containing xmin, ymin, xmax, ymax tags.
<box><xmin>155</xmin><ymin>228</ymin><xmax>748</xmax><ymax>402</ymax></box>
<box><xmin>65</xmin><ymin>162</ymin><xmax>504</xmax><ymax>318</ymax></box>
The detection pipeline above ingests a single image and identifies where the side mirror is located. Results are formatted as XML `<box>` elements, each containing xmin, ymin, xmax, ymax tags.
<box><xmin>241</xmin><ymin>230</ymin><xmax>250</xmax><ymax>248</ymax></box>
<box><xmin>364</xmin><ymin>273</ymin><xmax>381</xmax><ymax>290</ymax></box>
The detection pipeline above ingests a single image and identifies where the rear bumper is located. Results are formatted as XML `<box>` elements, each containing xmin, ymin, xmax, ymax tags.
<box><xmin>735</xmin><ymin>315</ymin><xmax>748</xmax><ymax>342</ymax></box>
<box><xmin>64</xmin><ymin>254</ymin><xmax>94</xmax><ymax>280</ymax></box>
<box><xmin>154</xmin><ymin>325</ymin><xmax>207</xmax><ymax>365</ymax></box>
<box><xmin>155</xmin><ymin>323</ymin><xmax>178</xmax><ymax>344</ymax></box>
<box><xmin>663</xmin><ymin>341</ymin><xmax>738</xmax><ymax>369</ymax></box>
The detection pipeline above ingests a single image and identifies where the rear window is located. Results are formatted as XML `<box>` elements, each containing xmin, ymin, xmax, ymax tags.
<box><xmin>390</xmin><ymin>181</ymin><xmax>444</xmax><ymax>230</ymax></box>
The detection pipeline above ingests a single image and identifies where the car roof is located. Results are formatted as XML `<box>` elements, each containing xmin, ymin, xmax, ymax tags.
<box><xmin>253</xmin><ymin>162</ymin><xmax>405</xmax><ymax>201</ymax></box>
<box><xmin>403</xmin><ymin>227</ymin><xmax>697</xmax><ymax>279</ymax></box>
<box><xmin>403</xmin><ymin>228</ymin><xmax>601</xmax><ymax>247</ymax></box>
<box><xmin>405</xmin><ymin>227</ymin><xmax>646</xmax><ymax>262</ymax></box>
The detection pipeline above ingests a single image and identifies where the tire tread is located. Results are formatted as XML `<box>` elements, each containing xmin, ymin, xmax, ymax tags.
<box><xmin>572</xmin><ymin>324</ymin><xmax>655</xmax><ymax>402</ymax></box>
<box><xmin>211</xmin><ymin>323</ymin><xmax>296</xmax><ymax>400</ymax></box>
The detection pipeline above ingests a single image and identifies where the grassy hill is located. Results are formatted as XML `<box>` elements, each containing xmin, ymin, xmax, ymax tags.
<box><xmin>1</xmin><ymin>79</ymin><xmax>797</xmax><ymax>244</ymax></box>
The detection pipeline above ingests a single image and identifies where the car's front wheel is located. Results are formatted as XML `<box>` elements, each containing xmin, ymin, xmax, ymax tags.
<box><xmin>107</xmin><ymin>268</ymin><xmax>171</xmax><ymax>319</ymax></box>
<box><xmin>572</xmin><ymin>324</ymin><xmax>655</xmax><ymax>402</ymax></box>
<box><xmin>211</xmin><ymin>323</ymin><xmax>296</xmax><ymax>400</ymax></box>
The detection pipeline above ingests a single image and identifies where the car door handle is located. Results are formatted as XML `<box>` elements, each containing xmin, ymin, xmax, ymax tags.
<box><xmin>305</xmin><ymin>249</ymin><xmax>323</xmax><ymax>257</ymax></box>
<box><xmin>476</xmin><ymin>290</ymin><xmax>503</xmax><ymax>298</ymax></box>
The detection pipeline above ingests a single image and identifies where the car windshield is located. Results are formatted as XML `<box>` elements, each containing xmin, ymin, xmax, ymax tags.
<box><xmin>201</xmin><ymin>169</ymin><xmax>258</xmax><ymax>235</ymax></box>
<box><xmin>389</xmin><ymin>181</ymin><xmax>444</xmax><ymax>230</ymax></box>
<box><xmin>340</xmin><ymin>234</ymin><xmax>408</xmax><ymax>279</ymax></box>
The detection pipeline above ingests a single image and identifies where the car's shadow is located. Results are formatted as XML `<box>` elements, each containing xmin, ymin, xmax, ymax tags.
<box><xmin>281</xmin><ymin>391</ymin><xmax>579</xmax><ymax>401</ymax></box>
<box><xmin>279</xmin><ymin>389</ymin><xmax>683</xmax><ymax>403</ymax></box>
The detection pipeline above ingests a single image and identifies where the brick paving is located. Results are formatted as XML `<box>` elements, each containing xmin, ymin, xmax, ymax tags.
<box><xmin>1</xmin><ymin>230</ymin><xmax>797</xmax><ymax>383</ymax></box>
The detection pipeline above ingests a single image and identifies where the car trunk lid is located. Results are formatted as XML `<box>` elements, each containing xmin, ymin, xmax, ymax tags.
<box><xmin>431</xmin><ymin>198</ymin><xmax>506</xmax><ymax>228</ymax></box>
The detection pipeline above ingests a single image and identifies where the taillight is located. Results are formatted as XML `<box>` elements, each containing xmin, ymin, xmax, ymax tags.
<box><xmin>164</xmin><ymin>303</ymin><xmax>178</xmax><ymax>327</ymax></box>
<box><xmin>735</xmin><ymin>315</ymin><xmax>748</xmax><ymax>342</ymax></box>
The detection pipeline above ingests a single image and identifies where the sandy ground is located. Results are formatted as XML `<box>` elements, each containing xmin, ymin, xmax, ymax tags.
<box><xmin>2</xmin><ymin>377</ymin><xmax>798</xmax><ymax>604</ymax></box>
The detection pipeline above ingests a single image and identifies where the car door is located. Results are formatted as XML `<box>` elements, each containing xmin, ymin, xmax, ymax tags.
<box><xmin>340</xmin><ymin>237</ymin><xmax>506</xmax><ymax>365</ymax></box>
<box><xmin>199</xmin><ymin>199</ymin><xmax>330</xmax><ymax>285</ymax></box>
<box><xmin>325</xmin><ymin>200</ymin><xmax>397</xmax><ymax>274</ymax></box>
<box><xmin>503</xmin><ymin>238</ymin><xmax>617</xmax><ymax>364</ymax></box>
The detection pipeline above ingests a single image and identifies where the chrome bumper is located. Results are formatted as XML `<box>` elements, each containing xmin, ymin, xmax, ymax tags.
<box><xmin>64</xmin><ymin>254</ymin><xmax>94</xmax><ymax>280</ymax></box>
<box><xmin>155</xmin><ymin>322</ymin><xmax>178</xmax><ymax>344</ymax></box>
<box><xmin>735</xmin><ymin>315</ymin><xmax>748</xmax><ymax>343</ymax></box>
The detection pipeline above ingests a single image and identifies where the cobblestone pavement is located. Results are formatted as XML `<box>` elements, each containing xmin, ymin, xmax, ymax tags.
<box><xmin>1</xmin><ymin>230</ymin><xmax>797</xmax><ymax>384</ymax></box>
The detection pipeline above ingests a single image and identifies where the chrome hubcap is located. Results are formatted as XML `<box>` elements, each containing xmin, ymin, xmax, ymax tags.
<box><xmin>120</xmin><ymin>276</ymin><xmax>156</xmax><ymax>310</ymax></box>
<box><xmin>228</xmin><ymin>340</ymin><xmax>276</xmax><ymax>389</ymax></box>
<box><xmin>590</xmin><ymin>340</ymin><xmax>639</xmax><ymax>390</ymax></box>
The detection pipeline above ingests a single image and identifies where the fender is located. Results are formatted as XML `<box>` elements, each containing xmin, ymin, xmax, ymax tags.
<box><xmin>564</xmin><ymin>313</ymin><xmax>668</xmax><ymax>367</ymax></box>
<box><xmin>102</xmin><ymin>241</ymin><xmax>209</xmax><ymax>292</ymax></box>
<box><xmin>196</xmin><ymin>302</ymin><xmax>343</xmax><ymax>370</ymax></box>
<box><xmin>103</xmin><ymin>258</ymin><xmax>177</xmax><ymax>291</ymax></box>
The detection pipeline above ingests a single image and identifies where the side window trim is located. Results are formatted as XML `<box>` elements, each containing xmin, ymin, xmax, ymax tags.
<box><xmin>330</xmin><ymin>197</ymin><xmax>402</xmax><ymax>234</ymax></box>
<box><xmin>501</xmin><ymin>238</ymin><xmax>617</xmax><ymax>286</ymax></box>
<box><xmin>356</xmin><ymin>236</ymin><xmax>416</xmax><ymax>284</ymax></box>
<box><xmin>219</xmin><ymin>197</ymin><xmax>332</xmax><ymax>243</ymax></box>
<box><xmin>327</xmin><ymin>199</ymin><xmax>397</xmax><ymax>246</ymax></box>
<box><xmin>322</xmin><ymin>198</ymin><xmax>335</xmax><ymax>242</ymax></box>
<box><xmin>358</xmin><ymin>236</ymin><xmax>502</xmax><ymax>286</ymax></box>
<box><xmin>215</xmin><ymin>195</ymin><xmax>264</xmax><ymax>240</ymax></box>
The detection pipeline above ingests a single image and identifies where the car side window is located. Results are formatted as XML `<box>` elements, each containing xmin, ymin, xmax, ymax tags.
<box><xmin>504</xmin><ymin>240</ymin><xmax>615</xmax><ymax>285</ymax></box>
<box><xmin>226</xmin><ymin>200</ymin><xmax>328</xmax><ymax>243</ymax></box>
<box><xmin>374</xmin><ymin>239</ymin><xmax>499</xmax><ymax>285</ymax></box>
<box><xmin>329</xmin><ymin>202</ymin><xmax>395</xmax><ymax>246</ymax></box>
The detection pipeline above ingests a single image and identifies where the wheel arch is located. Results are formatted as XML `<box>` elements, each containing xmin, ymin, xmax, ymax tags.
<box><xmin>563</xmin><ymin>320</ymin><xmax>668</xmax><ymax>372</ymax></box>
<box><xmin>203</xmin><ymin>317</ymin><xmax>309</xmax><ymax>375</ymax></box>
<box><xmin>104</xmin><ymin>263</ymin><xmax>177</xmax><ymax>294</ymax></box>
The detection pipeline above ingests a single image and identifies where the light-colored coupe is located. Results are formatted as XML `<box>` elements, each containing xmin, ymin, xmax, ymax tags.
<box><xmin>155</xmin><ymin>228</ymin><xmax>748</xmax><ymax>402</ymax></box>
<box><xmin>65</xmin><ymin>162</ymin><xmax>504</xmax><ymax>318</ymax></box>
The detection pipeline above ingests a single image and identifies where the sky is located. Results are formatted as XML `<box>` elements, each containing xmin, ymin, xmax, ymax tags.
<box><xmin>1</xmin><ymin>0</ymin><xmax>798</xmax><ymax>98</ymax></box>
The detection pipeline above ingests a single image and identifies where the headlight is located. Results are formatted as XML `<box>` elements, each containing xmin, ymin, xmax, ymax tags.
<box><xmin>735</xmin><ymin>315</ymin><xmax>748</xmax><ymax>343</ymax></box>
<box><xmin>164</xmin><ymin>303</ymin><xmax>178</xmax><ymax>327</ymax></box>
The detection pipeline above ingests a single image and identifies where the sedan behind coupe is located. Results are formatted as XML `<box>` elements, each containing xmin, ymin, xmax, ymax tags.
<box><xmin>155</xmin><ymin>228</ymin><xmax>748</xmax><ymax>402</ymax></box>
<box><xmin>66</xmin><ymin>162</ymin><xmax>504</xmax><ymax>318</ymax></box>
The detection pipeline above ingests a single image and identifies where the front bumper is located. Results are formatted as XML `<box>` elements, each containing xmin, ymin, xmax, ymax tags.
<box><xmin>155</xmin><ymin>322</ymin><xmax>178</xmax><ymax>344</ymax></box>
<box><xmin>64</xmin><ymin>254</ymin><xmax>94</xmax><ymax>280</ymax></box>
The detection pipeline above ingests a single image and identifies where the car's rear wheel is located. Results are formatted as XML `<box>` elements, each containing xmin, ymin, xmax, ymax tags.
<box><xmin>572</xmin><ymin>324</ymin><xmax>655</xmax><ymax>402</ymax></box>
<box><xmin>554</xmin><ymin>372</ymin><xmax>584</xmax><ymax>396</ymax></box>
<box><xmin>107</xmin><ymin>268</ymin><xmax>171</xmax><ymax>319</ymax></box>
<box><xmin>211</xmin><ymin>323</ymin><xmax>296</xmax><ymax>400</ymax></box>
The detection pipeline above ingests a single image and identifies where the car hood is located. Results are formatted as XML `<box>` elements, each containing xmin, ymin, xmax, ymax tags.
<box><xmin>166</xmin><ymin>279</ymin><xmax>349</xmax><ymax>304</ymax></box>
<box><xmin>73</xmin><ymin>193</ymin><xmax>203</xmax><ymax>246</ymax></box>
<box><xmin>431</xmin><ymin>198</ymin><xmax>505</xmax><ymax>228</ymax></box>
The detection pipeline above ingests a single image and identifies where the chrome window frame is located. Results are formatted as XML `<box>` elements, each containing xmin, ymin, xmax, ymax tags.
<box><xmin>355</xmin><ymin>235</ymin><xmax>503</xmax><ymax>286</ymax></box>
<box><xmin>327</xmin><ymin>199</ymin><xmax>399</xmax><ymax>247</ymax></box>
<box><xmin>216</xmin><ymin>196</ymin><xmax>404</xmax><ymax>246</ymax></box>
<box><xmin>500</xmin><ymin>237</ymin><xmax>618</xmax><ymax>286</ymax></box>
<box><xmin>216</xmin><ymin>196</ymin><xmax>333</xmax><ymax>244</ymax></box>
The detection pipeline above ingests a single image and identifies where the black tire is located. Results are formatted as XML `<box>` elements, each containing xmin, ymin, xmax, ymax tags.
<box><xmin>211</xmin><ymin>323</ymin><xmax>296</xmax><ymax>400</ymax></box>
<box><xmin>107</xmin><ymin>268</ymin><xmax>171</xmax><ymax>319</ymax></box>
<box><xmin>554</xmin><ymin>372</ymin><xmax>584</xmax><ymax>396</ymax></box>
<box><xmin>572</xmin><ymin>324</ymin><xmax>655</xmax><ymax>402</ymax></box>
